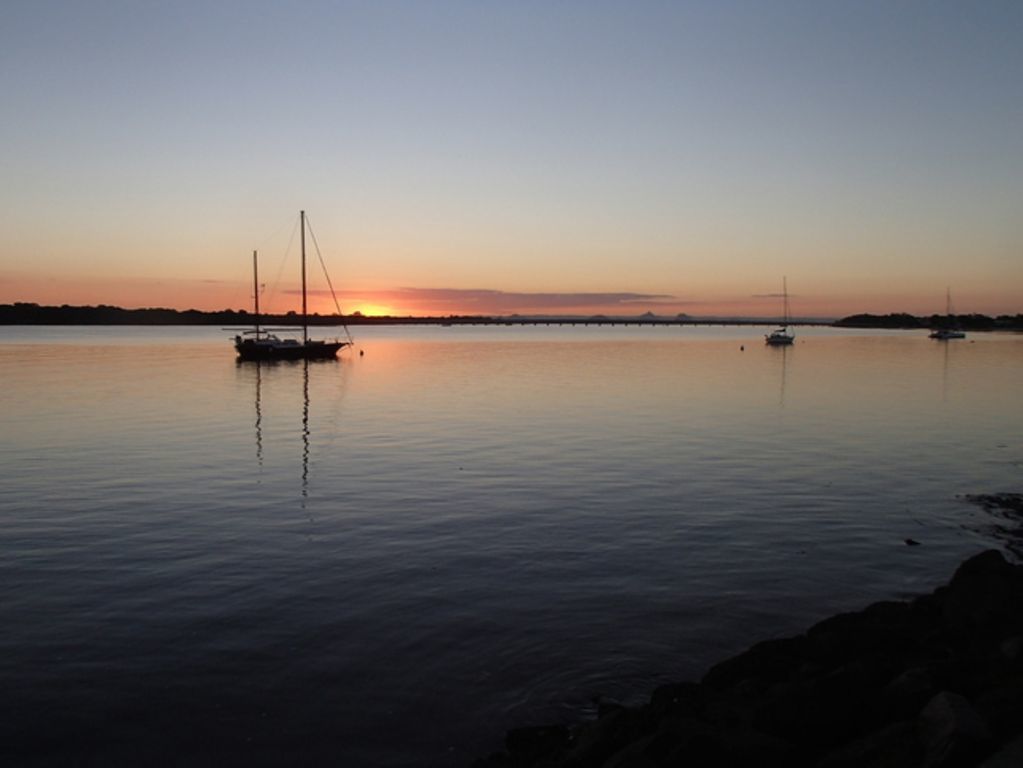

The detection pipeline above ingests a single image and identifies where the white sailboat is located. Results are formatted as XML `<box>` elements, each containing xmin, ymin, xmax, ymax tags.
<box><xmin>765</xmin><ymin>277</ymin><xmax>795</xmax><ymax>346</ymax></box>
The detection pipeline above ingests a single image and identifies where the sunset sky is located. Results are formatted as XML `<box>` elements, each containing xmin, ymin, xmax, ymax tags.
<box><xmin>2</xmin><ymin>1</ymin><xmax>1021</xmax><ymax>318</ymax></box>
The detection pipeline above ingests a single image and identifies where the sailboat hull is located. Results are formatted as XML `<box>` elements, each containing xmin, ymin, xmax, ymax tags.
<box><xmin>235</xmin><ymin>338</ymin><xmax>349</xmax><ymax>361</ymax></box>
<box><xmin>765</xmin><ymin>331</ymin><xmax>794</xmax><ymax>346</ymax></box>
<box><xmin>232</xmin><ymin>212</ymin><xmax>353</xmax><ymax>361</ymax></box>
<box><xmin>766</xmin><ymin>278</ymin><xmax>795</xmax><ymax>345</ymax></box>
<box><xmin>929</xmin><ymin>289</ymin><xmax>965</xmax><ymax>340</ymax></box>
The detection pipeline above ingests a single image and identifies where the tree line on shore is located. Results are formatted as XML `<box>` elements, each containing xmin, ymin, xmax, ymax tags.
<box><xmin>833</xmin><ymin>312</ymin><xmax>1023</xmax><ymax>331</ymax></box>
<box><xmin>1</xmin><ymin>302</ymin><xmax>1021</xmax><ymax>329</ymax></box>
<box><xmin>0</xmin><ymin>302</ymin><xmax>439</xmax><ymax>326</ymax></box>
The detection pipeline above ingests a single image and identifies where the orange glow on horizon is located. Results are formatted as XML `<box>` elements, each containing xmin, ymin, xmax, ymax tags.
<box><xmin>344</xmin><ymin>303</ymin><xmax>401</xmax><ymax>318</ymax></box>
<box><xmin>2</xmin><ymin>273</ymin><xmax>1020</xmax><ymax>320</ymax></box>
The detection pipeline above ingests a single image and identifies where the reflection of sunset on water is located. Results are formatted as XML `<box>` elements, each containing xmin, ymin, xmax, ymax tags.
<box><xmin>4</xmin><ymin>324</ymin><xmax>1023</xmax><ymax>765</ymax></box>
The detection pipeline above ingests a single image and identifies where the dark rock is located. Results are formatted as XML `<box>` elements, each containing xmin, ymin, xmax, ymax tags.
<box><xmin>917</xmin><ymin>691</ymin><xmax>993</xmax><ymax>767</ymax></box>
<box><xmin>879</xmin><ymin>666</ymin><xmax>941</xmax><ymax>722</ymax></box>
<box><xmin>805</xmin><ymin>600</ymin><xmax>923</xmax><ymax>668</ymax></box>
<box><xmin>942</xmin><ymin>551</ymin><xmax>1023</xmax><ymax>642</ymax></box>
<box><xmin>505</xmin><ymin>725</ymin><xmax>570</xmax><ymax>763</ymax></box>
<box><xmin>702</xmin><ymin>635</ymin><xmax>808</xmax><ymax>691</ymax></box>
<box><xmin>979</xmin><ymin>733</ymin><xmax>1023</xmax><ymax>767</ymax></box>
<box><xmin>562</xmin><ymin>705</ymin><xmax>650</xmax><ymax>767</ymax></box>
<box><xmin>594</xmin><ymin>696</ymin><xmax>626</xmax><ymax>719</ymax></box>
<box><xmin>599</xmin><ymin>734</ymin><xmax>660</xmax><ymax>768</ymax></box>
<box><xmin>648</xmin><ymin>681</ymin><xmax>704</xmax><ymax>719</ymax></box>
<box><xmin>478</xmin><ymin>550</ymin><xmax>1023</xmax><ymax>768</ymax></box>
<box><xmin>650</xmin><ymin>717</ymin><xmax>726</xmax><ymax>764</ymax></box>
<box><xmin>998</xmin><ymin>635</ymin><xmax>1022</xmax><ymax>664</ymax></box>
<box><xmin>600</xmin><ymin>721</ymin><xmax>727</xmax><ymax>768</ymax></box>
<box><xmin>974</xmin><ymin>675</ymin><xmax>1023</xmax><ymax>740</ymax></box>
<box><xmin>966</xmin><ymin>494</ymin><xmax>1023</xmax><ymax>517</ymax></box>
<box><xmin>471</xmin><ymin>752</ymin><xmax>514</xmax><ymax>767</ymax></box>
<box><xmin>749</xmin><ymin>658</ymin><xmax>884</xmax><ymax>749</ymax></box>
<box><xmin>721</xmin><ymin>726</ymin><xmax>798</xmax><ymax>766</ymax></box>
<box><xmin>817</xmin><ymin>720</ymin><xmax>922</xmax><ymax>768</ymax></box>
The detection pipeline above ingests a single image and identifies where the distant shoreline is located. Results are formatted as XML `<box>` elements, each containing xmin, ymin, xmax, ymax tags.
<box><xmin>1</xmin><ymin>303</ymin><xmax>1021</xmax><ymax>330</ymax></box>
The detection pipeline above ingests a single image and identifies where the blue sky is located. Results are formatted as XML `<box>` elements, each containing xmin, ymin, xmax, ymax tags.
<box><xmin>2</xmin><ymin>1</ymin><xmax>1021</xmax><ymax>316</ymax></box>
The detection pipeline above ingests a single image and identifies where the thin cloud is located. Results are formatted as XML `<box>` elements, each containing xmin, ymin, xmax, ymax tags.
<box><xmin>289</xmin><ymin>287</ymin><xmax>690</xmax><ymax>313</ymax></box>
<box><xmin>387</xmin><ymin>288</ymin><xmax>677</xmax><ymax>310</ymax></box>
<box><xmin>399</xmin><ymin>288</ymin><xmax>690</xmax><ymax>314</ymax></box>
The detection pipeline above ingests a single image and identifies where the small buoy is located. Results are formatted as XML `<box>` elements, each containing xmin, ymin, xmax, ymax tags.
<box><xmin>740</xmin><ymin>345</ymin><xmax>744</xmax><ymax>351</ymax></box>
<box><xmin>359</xmin><ymin>349</ymin><xmax>364</xmax><ymax>356</ymax></box>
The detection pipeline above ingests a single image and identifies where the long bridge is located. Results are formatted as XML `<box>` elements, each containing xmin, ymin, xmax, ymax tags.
<box><xmin>342</xmin><ymin>316</ymin><xmax>831</xmax><ymax>328</ymax></box>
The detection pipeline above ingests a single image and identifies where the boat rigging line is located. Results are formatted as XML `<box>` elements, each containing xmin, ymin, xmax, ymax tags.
<box><xmin>304</xmin><ymin>213</ymin><xmax>355</xmax><ymax>346</ymax></box>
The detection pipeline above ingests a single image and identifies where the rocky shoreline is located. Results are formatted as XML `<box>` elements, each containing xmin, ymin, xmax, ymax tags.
<box><xmin>475</xmin><ymin>502</ymin><xmax>1023</xmax><ymax>767</ymax></box>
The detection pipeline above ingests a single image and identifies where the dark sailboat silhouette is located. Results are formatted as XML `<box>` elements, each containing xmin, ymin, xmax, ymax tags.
<box><xmin>765</xmin><ymin>277</ymin><xmax>795</xmax><ymax>346</ymax></box>
<box><xmin>929</xmin><ymin>288</ymin><xmax>966</xmax><ymax>340</ymax></box>
<box><xmin>233</xmin><ymin>211</ymin><xmax>352</xmax><ymax>361</ymax></box>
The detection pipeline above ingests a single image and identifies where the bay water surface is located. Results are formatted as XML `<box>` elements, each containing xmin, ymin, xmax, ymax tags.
<box><xmin>1</xmin><ymin>325</ymin><xmax>1021</xmax><ymax>765</ymax></box>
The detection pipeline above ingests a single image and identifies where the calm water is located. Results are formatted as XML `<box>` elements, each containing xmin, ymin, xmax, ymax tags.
<box><xmin>2</xmin><ymin>325</ymin><xmax>1021</xmax><ymax>766</ymax></box>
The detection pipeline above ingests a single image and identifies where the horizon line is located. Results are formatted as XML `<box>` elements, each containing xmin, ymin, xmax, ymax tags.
<box><xmin>5</xmin><ymin>300</ymin><xmax>1022</xmax><ymax>323</ymax></box>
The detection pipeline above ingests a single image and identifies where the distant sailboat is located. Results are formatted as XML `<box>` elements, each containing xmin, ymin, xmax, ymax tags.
<box><xmin>233</xmin><ymin>211</ymin><xmax>352</xmax><ymax>361</ymax></box>
<box><xmin>929</xmin><ymin>288</ymin><xmax>965</xmax><ymax>340</ymax></box>
<box><xmin>765</xmin><ymin>277</ymin><xmax>795</xmax><ymax>346</ymax></box>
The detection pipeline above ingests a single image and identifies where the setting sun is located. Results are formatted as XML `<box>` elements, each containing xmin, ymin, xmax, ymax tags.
<box><xmin>346</xmin><ymin>303</ymin><xmax>399</xmax><ymax>318</ymax></box>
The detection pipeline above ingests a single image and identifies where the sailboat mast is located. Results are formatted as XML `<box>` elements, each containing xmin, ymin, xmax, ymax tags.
<box><xmin>253</xmin><ymin>250</ymin><xmax>261</xmax><ymax>337</ymax></box>
<box><xmin>300</xmin><ymin>210</ymin><xmax>308</xmax><ymax>344</ymax></box>
<box><xmin>782</xmin><ymin>276</ymin><xmax>789</xmax><ymax>327</ymax></box>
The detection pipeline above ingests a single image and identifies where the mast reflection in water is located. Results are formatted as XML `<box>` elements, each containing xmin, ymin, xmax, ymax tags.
<box><xmin>236</xmin><ymin>356</ymin><xmax>342</xmax><ymax>504</ymax></box>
